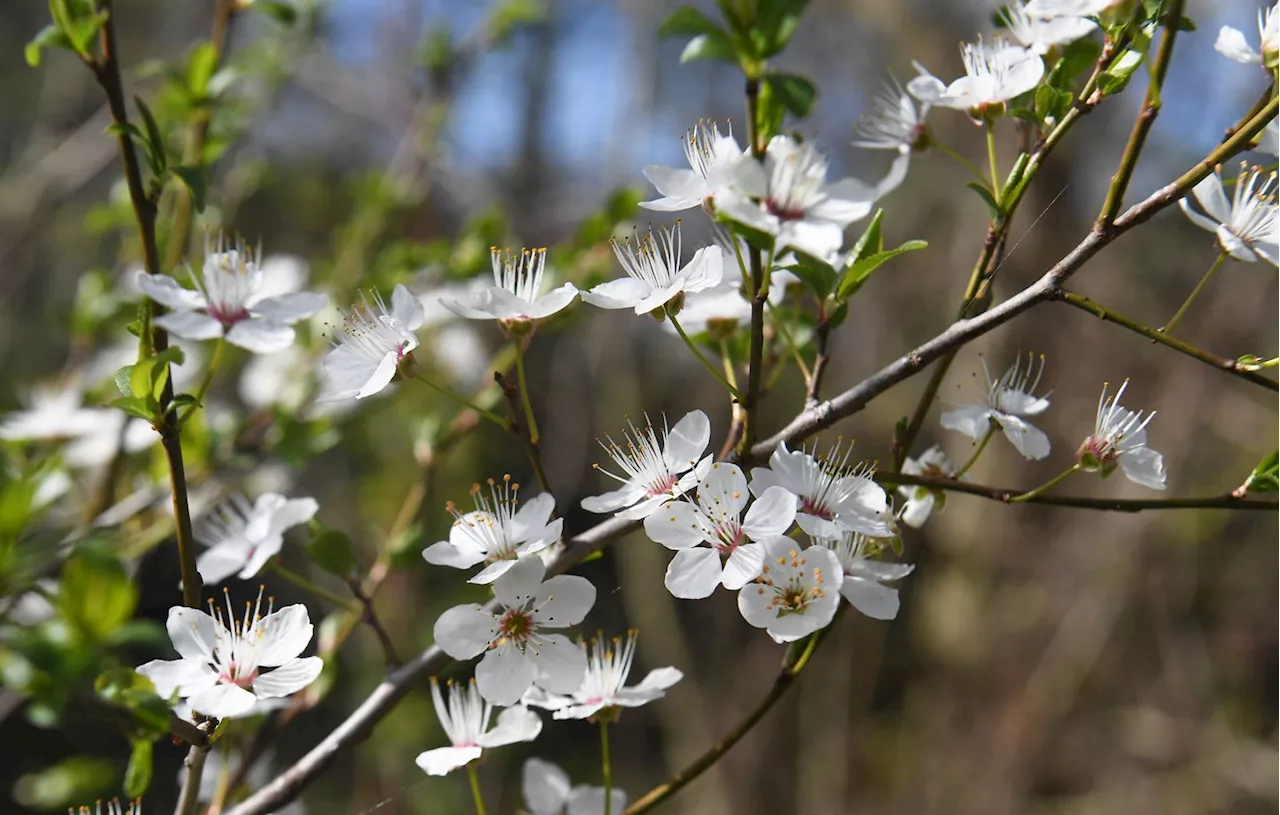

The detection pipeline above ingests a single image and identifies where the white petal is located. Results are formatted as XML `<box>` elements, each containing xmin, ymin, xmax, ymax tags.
<box><xmin>533</xmin><ymin>574</ymin><xmax>596</xmax><ymax>628</ymax></box>
<box><xmin>678</xmin><ymin>245</ymin><xmax>725</xmax><ymax>292</ymax></box>
<box><xmin>1119</xmin><ymin>447</ymin><xmax>1167</xmax><ymax>490</ymax></box>
<box><xmin>423</xmin><ymin>540</ymin><xmax>488</xmax><ymax>570</ymax></box>
<box><xmin>166</xmin><ymin>606</ymin><xmax>220</xmax><ymax>662</ymax></box>
<box><xmin>1179</xmin><ymin>197</ymin><xmax>1223</xmax><ymax>234</ymax></box>
<box><xmin>357</xmin><ymin>353</ymin><xmax>399</xmax><ymax>399</ymax></box>
<box><xmin>268</xmin><ymin>497</ymin><xmax>319</xmax><ymax>536</ymax></box>
<box><xmin>416</xmin><ymin>746</ymin><xmax>483</xmax><ymax>776</ymax></box>
<box><xmin>738</xmin><ymin>581</ymin><xmax>777</xmax><ymax>630</ymax></box>
<box><xmin>477</xmin><ymin>704</ymin><xmax>542</xmax><ymax>747</ymax></box>
<box><xmin>468</xmin><ymin>559</ymin><xmax>518</xmax><ymax>584</ymax></box>
<box><xmin>642</xmin><ymin>164</ymin><xmax>706</xmax><ymax>203</ymax></box>
<box><xmin>254</xmin><ymin>605</ymin><xmax>314</xmax><ymax>666</ymax></box>
<box><xmin>226</xmin><ymin>318</ymin><xmax>296</xmax><ymax>354</ymax></box>
<box><xmin>1217</xmin><ymin>226</ymin><xmax>1256</xmax><ymax>262</ymax></box>
<box><xmin>940</xmin><ymin>405</ymin><xmax>995</xmax><ymax>440</ymax></box>
<box><xmin>901</xmin><ymin>495</ymin><xmax>935</xmax><ymax>529</ymax></box>
<box><xmin>136</xmin><ymin>272</ymin><xmax>207</xmax><ymax>310</ymax></box>
<box><xmin>476</xmin><ymin>647</ymin><xmax>537</xmax><ymax>706</ymax></box>
<box><xmin>664</xmin><ymin>548</ymin><xmax>723</xmax><ymax>599</ymax></box>
<box><xmin>907</xmin><ymin>71</ymin><xmax>945</xmax><ymax>103</ymax></box>
<box><xmin>252</xmin><ymin>656</ymin><xmax>323</xmax><ymax>698</ymax></box>
<box><xmin>523</xmin><ymin>758</ymin><xmax>572</xmax><ymax>815</ymax></box>
<box><xmin>614</xmin><ymin>493</ymin><xmax>672</xmax><ymax>521</ymax></box>
<box><xmin>531</xmin><ymin>634</ymin><xmax>589</xmax><ymax>694</ymax></box>
<box><xmin>511</xmin><ymin>493</ymin><xmax>557</xmax><ymax>541</ymax></box>
<box><xmin>197</xmin><ymin>544</ymin><xmax>250</xmax><ymax>585</ymax></box>
<box><xmin>390</xmin><ymin>283</ymin><xmax>427</xmax><ymax>330</ymax></box>
<box><xmin>188</xmin><ymin>683</ymin><xmax>259</xmax><ymax>719</ymax></box>
<box><xmin>433</xmin><ymin>604</ymin><xmax>496</xmax><ymax>659</ymax></box>
<box><xmin>721</xmin><ymin>542</ymin><xmax>765</xmax><ymax>590</ymax></box>
<box><xmin>725</xmin><ymin>157</ymin><xmax>769</xmax><ymax>198</ymax></box>
<box><xmin>581</xmin><ymin>485</ymin><xmax>646</xmax><ymax>514</ymax></box>
<box><xmin>155</xmin><ymin>310</ymin><xmax>224</xmax><ymax>341</ymax></box>
<box><xmin>697</xmin><ymin>463</ymin><xmax>749</xmax><ymax>517</ymax></box>
<box><xmin>614</xmin><ymin>666</ymin><xmax>683</xmax><ymax>706</ymax></box>
<box><xmin>581</xmin><ymin>277</ymin><xmax>652</xmax><ymax>310</ymax></box>
<box><xmin>644</xmin><ymin>500</ymin><xmax>707</xmax><ymax>550</ymax></box>
<box><xmin>840</xmin><ymin>577</ymin><xmax>901</xmax><ymax>620</ymax></box>
<box><xmin>741</xmin><ymin>486</ymin><xmax>798</xmax><ymax>539</ymax></box>
<box><xmin>997</xmin><ymin>414</ymin><xmax>1052</xmax><ymax>460</ymax></box>
<box><xmin>568</xmin><ymin>788</ymin><xmax>628</xmax><ymax>815</ymax></box>
<box><xmin>237</xmin><ymin>536</ymin><xmax>283</xmax><ymax>580</ymax></box>
<box><xmin>1191</xmin><ymin>173</ymin><xmax>1232</xmax><ymax>224</ymax></box>
<box><xmin>1215</xmin><ymin>25</ymin><xmax>1261</xmax><ymax>64</ymax></box>
<box><xmin>529</xmin><ymin>283</ymin><xmax>579</xmax><ymax>319</ymax></box>
<box><xmin>716</xmin><ymin>195</ymin><xmax>778</xmax><ymax>236</ymax></box>
<box><xmin>493</xmin><ymin>556</ymin><xmax>547</xmax><ymax>609</ymax></box>
<box><xmin>136</xmin><ymin>657</ymin><xmax>216</xmax><ymax>698</ymax></box>
<box><xmin>663</xmin><ymin>410</ymin><xmax>711</xmax><ymax>469</ymax></box>
<box><xmin>777</xmin><ymin>219</ymin><xmax>845</xmax><ymax>259</ymax></box>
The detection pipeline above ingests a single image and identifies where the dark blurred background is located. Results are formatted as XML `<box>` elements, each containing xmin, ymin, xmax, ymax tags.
<box><xmin>0</xmin><ymin>0</ymin><xmax>1276</xmax><ymax>813</ymax></box>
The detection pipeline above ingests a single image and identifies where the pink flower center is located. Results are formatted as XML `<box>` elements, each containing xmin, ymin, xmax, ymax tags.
<box><xmin>218</xmin><ymin>661</ymin><xmax>257</xmax><ymax>688</ymax></box>
<box><xmin>765</xmin><ymin>198</ymin><xmax>806</xmax><ymax>222</ymax></box>
<box><xmin>496</xmin><ymin>608</ymin><xmax>535</xmax><ymax>646</ymax></box>
<box><xmin>209</xmin><ymin>304</ymin><xmax>249</xmax><ymax>327</ymax></box>
<box><xmin>645</xmin><ymin>472</ymin><xmax>678</xmax><ymax>497</ymax></box>
<box><xmin>799</xmin><ymin>496</ymin><xmax>832</xmax><ymax>520</ymax></box>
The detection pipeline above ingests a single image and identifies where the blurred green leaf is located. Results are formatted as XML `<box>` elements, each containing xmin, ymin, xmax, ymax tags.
<box><xmin>24</xmin><ymin>24</ymin><xmax>72</xmax><ymax>68</ymax></box>
<box><xmin>1242</xmin><ymin>451</ymin><xmax>1278</xmax><ymax>494</ymax></box>
<box><xmin>59</xmin><ymin>549</ymin><xmax>137</xmax><ymax>642</ymax></box>
<box><xmin>170</xmin><ymin>164</ymin><xmax>208</xmax><ymax>213</ymax></box>
<box><xmin>836</xmin><ymin>240</ymin><xmax>927</xmax><ymax>300</ymax></box>
<box><xmin>253</xmin><ymin>0</ymin><xmax>298</xmax><ymax>25</ymax></box>
<box><xmin>187</xmin><ymin>42</ymin><xmax>218</xmax><ymax>99</ymax></box>
<box><xmin>14</xmin><ymin>756</ymin><xmax>116</xmax><ymax>810</ymax></box>
<box><xmin>762</xmin><ymin>72</ymin><xmax>816</xmax><ymax>119</ymax></box>
<box><xmin>307</xmin><ymin>529</ymin><xmax>357</xmax><ymax>578</ymax></box>
<box><xmin>488</xmin><ymin>0</ymin><xmax>547</xmax><ymax>44</ymax></box>
<box><xmin>124</xmin><ymin>738</ymin><xmax>153</xmax><ymax>797</ymax></box>
<box><xmin>659</xmin><ymin>5</ymin><xmax>723</xmax><ymax>38</ymax></box>
<box><xmin>134</xmin><ymin>96</ymin><xmax>167</xmax><ymax>174</ymax></box>
<box><xmin>753</xmin><ymin>0</ymin><xmax>809</xmax><ymax>57</ymax></box>
<box><xmin>680</xmin><ymin>31</ymin><xmax>738</xmax><ymax>65</ymax></box>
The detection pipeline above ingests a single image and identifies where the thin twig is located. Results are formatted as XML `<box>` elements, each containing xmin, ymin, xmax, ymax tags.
<box><xmin>346</xmin><ymin>578</ymin><xmax>400</xmax><ymax>666</ymax></box>
<box><xmin>174</xmin><ymin>743</ymin><xmax>211</xmax><ymax>815</ymax></box>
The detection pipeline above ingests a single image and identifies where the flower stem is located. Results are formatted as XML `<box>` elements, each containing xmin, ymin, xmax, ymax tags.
<box><xmin>180</xmin><ymin>336</ymin><xmax>226</xmax><ymax>426</ymax></box>
<box><xmin>513</xmin><ymin>340</ymin><xmax>541</xmax><ymax>445</ymax></box>
<box><xmin>669</xmin><ymin>312</ymin><xmax>743</xmax><ymax>400</ymax></box>
<box><xmin>269</xmin><ymin>561</ymin><xmax>356</xmax><ymax>609</ymax></box>
<box><xmin>1161</xmin><ymin>250</ymin><xmax>1228</xmax><ymax>335</ymax></box>
<box><xmin>412</xmin><ymin>373</ymin><xmax>508</xmax><ymax>428</ymax></box>
<box><xmin>1010</xmin><ymin>464</ymin><xmax>1081</xmax><ymax>503</ymax></box>
<box><xmin>601</xmin><ymin>720</ymin><xmax>614</xmax><ymax>815</ymax></box>
<box><xmin>935</xmin><ymin>141</ymin><xmax>987</xmax><ymax>184</ymax></box>
<box><xmin>985</xmin><ymin>120</ymin><xmax>1001</xmax><ymax>202</ymax></box>
<box><xmin>953</xmin><ymin>424</ymin><xmax>996</xmax><ymax>479</ymax></box>
<box><xmin>466</xmin><ymin>764</ymin><xmax>487</xmax><ymax>815</ymax></box>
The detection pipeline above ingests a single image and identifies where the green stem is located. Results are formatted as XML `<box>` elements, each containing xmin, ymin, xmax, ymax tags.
<box><xmin>513</xmin><ymin>341</ymin><xmax>540</xmax><ymax>445</ymax></box>
<box><xmin>466</xmin><ymin>764</ymin><xmax>487</xmax><ymax>815</ymax></box>
<box><xmin>935</xmin><ymin>141</ymin><xmax>987</xmax><ymax>184</ymax></box>
<box><xmin>269</xmin><ymin>562</ymin><xmax>355</xmax><ymax>609</ymax></box>
<box><xmin>601</xmin><ymin>720</ymin><xmax>614</xmax><ymax>815</ymax></box>
<box><xmin>766</xmin><ymin>302</ymin><xmax>811</xmax><ymax>382</ymax></box>
<box><xmin>669</xmin><ymin>312</ymin><xmax>743</xmax><ymax>400</ymax></box>
<box><xmin>1161</xmin><ymin>251</ymin><xmax>1228</xmax><ymax>335</ymax></box>
<box><xmin>954</xmin><ymin>423</ymin><xmax>996</xmax><ymax>479</ymax></box>
<box><xmin>180</xmin><ymin>336</ymin><xmax>225</xmax><ymax>426</ymax></box>
<box><xmin>412</xmin><ymin>374</ymin><xmax>507</xmax><ymax>428</ymax></box>
<box><xmin>1010</xmin><ymin>464</ymin><xmax>1081</xmax><ymax>503</ymax></box>
<box><xmin>985</xmin><ymin>120</ymin><xmax>1001</xmax><ymax>202</ymax></box>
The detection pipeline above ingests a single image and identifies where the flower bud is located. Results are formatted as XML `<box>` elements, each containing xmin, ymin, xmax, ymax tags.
<box><xmin>969</xmin><ymin>100</ymin><xmax>1006</xmax><ymax>124</ymax></box>
<box><xmin>501</xmin><ymin>316</ymin><xmax>536</xmax><ymax>337</ymax></box>
<box><xmin>1076</xmin><ymin>435</ymin><xmax>1117</xmax><ymax>477</ymax></box>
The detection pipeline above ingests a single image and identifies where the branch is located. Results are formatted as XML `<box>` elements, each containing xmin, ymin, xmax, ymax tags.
<box><xmin>175</xmin><ymin>744</ymin><xmax>211</xmax><ymax>815</ymax></box>
<box><xmin>1053</xmin><ymin>290</ymin><xmax>1277</xmax><ymax>390</ymax></box>
<box><xmin>221</xmin><ymin>92</ymin><xmax>1278</xmax><ymax>815</ymax></box>
<box><xmin>877</xmin><ymin>472</ymin><xmax>1277</xmax><ymax>512</ymax></box>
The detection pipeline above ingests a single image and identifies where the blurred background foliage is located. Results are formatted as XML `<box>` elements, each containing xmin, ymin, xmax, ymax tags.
<box><xmin>0</xmin><ymin>0</ymin><xmax>1276</xmax><ymax>813</ymax></box>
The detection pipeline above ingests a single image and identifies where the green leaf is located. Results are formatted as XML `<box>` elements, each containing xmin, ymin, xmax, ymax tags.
<box><xmin>836</xmin><ymin>240</ymin><xmax>927</xmax><ymax>300</ymax></box>
<box><xmin>1051</xmin><ymin>35</ymin><xmax>1101</xmax><ymax>88</ymax></box>
<box><xmin>66</xmin><ymin>11</ymin><xmax>110</xmax><ymax>57</ymax></box>
<box><xmin>187</xmin><ymin>42</ymin><xmax>218</xmax><ymax>98</ymax></box>
<box><xmin>1034</xmin><ymin>85</ymin><xmax>1073</xmax><ymax>124</ymax></box>
<box><xmin>306</xmin><ymin>529</ymin><xmax>357</xmax><ymax>578</ymax></box>
<box><xmin>784</xmin><ymin>255</ymin><xmax>837</xmax><ymax>300</ymax></box>
<box><xmin>114</xmin><ymin>364</ymin><xmax>134</xmax><ymax>398</ymax></box>
<box><xmin>134</xmin><ymin>96</ymin><xmax>167</xmax><ymax>174</ymax></box>
<box><xmin>754</xmin><ymin>0</ymin><xmax>810</xmax><ymax>57</ymax></box>
<box><xmin>253</xmin><ymin>0</ymin><xmax>298</xmax><ymax>25</ymax></box>
<box><xmin>965</xmin><ymin>182</ymin><xmax>1004</xmax><ymax>217</ymax></box>
<box><xmin>109</xmin><ymin>396</ymin><xmax>157</xmax><ymax>422</ymax></box>
<box><xmin>679</xmin><ymin>30</ymin><xmax>737</xmax><ymax>65</ymax></box>
<box><xmin>658</xmin><ymin>5</ymin><xmax>723</xmax><ymax>38</ymax></box>
<box><xmin>762</xmin><ymin>72</ymin><xmax>817</xmax><ymax>119</ymax></box>
<box><xmin>1243</xmin><ymin>451</ymin><xmax>1278</xmax><ymax>494</ymax></box>
<box><xmin>170</xmin><ymin>165</ymin><xmax>207</xmax><ymax>213</ymax></box>
<box><xmin>59</xmin><ymin>548</ymin><xmax>137</xmax><ymax>642</ymax></box>
<box><xmin>755</xmin><ymin>78</ymin><xmax>786</xmax><ymax>144</ymax></box>
<box><xmin>848</xmin><ymin>209</ymin><xmax>884</xmax><ymax>264</ymax></box>
<box><xmin>1097</xmin><ymin>47</ymin><xmax>1145</xmax><ymax>97</ymax></box>
<box><xmin>124</xmin><ymin>738</ymin><xmax>153</xmax><ymax>798</ymax></box>
<box><xmin>25</xmin><ymin>24</ymin><xmax>72</xmax><ymax>67</ymax></box>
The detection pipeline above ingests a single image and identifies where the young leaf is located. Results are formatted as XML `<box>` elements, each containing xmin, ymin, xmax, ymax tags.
<box><xmin>836</xmin><ymin>240</ymin><xmax>927</xmax><ymax>300</ymax></box>
<box><xmin>254</xmin><ymin>0</ymin><xmax>298</xmax><ymax>25</ymax></box>
<box><xmin>134</xmin><ymin>96</ymin><xmax>167</xmax><ymax>174</ymax></box>
<box><xmin>60</xmin><ymin>549</ymin><xmax>138</xmax><ymax>642</ymax></box>
<box><xmin>965</xmin><ymin>182</ymin><xmax>1004</xmax><ymax>217</ymax></box>
<box><xmin>109</xmin><ymin>396</ymin><xmax>158</xmax><ymax>422</ymax></box>
<box><xmin>762</xmin><ymin>72</ymin><xmax>817</xmax><ymax>119</ymax></box>
<box><xmin>679</xmin><ymin>31</ymin><xmax>737</xmax><ymax>65</ymax></box>
<box><xmin>1243</xmin><ymin>451</ymin><xmax>1278</xmax><ymax>494</ymax></box>
<box><xmin>754</xmin><ymin>0</ymin><xmax>810</xmax><ymax>57</ymax></box>
<box><xmin>307</xmin><ymin>529</ymin><xmax>357</xmax><ymax>578</ymax></box>
<box><xmin>24</xmin><ymin>25</ymin><xmax>72</xmax><ymax>68</ymax></box>
<box><xmin>170</xmin><ymin>165</ymin><xmax>207</xmax><ymax>213</ymax></box>
<box><xmin>659</xmin><ymin>5</ymin><xmax>723</xmax><ymax>38</ymax></box>
<box><xmin>124</xmin><ymin>738</ymin><xmax>153</xmax><ymax>798</ymax></box>
<box><xmin>848</xmin><ymin>209</ymin><xmax>884</xmax><ymax>264</ymax></box>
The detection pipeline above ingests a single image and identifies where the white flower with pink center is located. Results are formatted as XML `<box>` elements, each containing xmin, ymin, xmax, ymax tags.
<box><xmin>442</xmin><ymin>247</ymin><xmax>578</xmax><ymax>331</ymax></box>
<box><xmin>316</xmin><ymin>284</ymin><xmax>425</xmax><ymax>402</ymax></box>
<box><xmin>640</xmin><ymin>120</ymin><xmax>747</xmax><ymax>212</ymax></box>
<box><xmin>738</xmin><ymin>537</ymin><xmax>843</xmax><ymax>643</ymax></box>
<box><xmin>583</xmin><ymin>222</ymin><xmax>723</xmax><ymax>315</ymax></box>
<box><xmin>136</xmin><ymin>237</ymin><xmax>327</xmax><ymax>354</ymax></box>
<box><xmin>414</xmin><ymin>678</ymin><xmax>542</xmax><ymax>776</ymax></box>
<box><xmin>749</xmin><ymin>441</ymin><xmax>895</xmax><ymax>541</ymax></box>
<box><xmin>940</xmin><ymin>353</ymin><xmax>1052</xmax><ymax>460</ymax></box>
<box><xmin>423</xmin><ymin>475</ymin><xmax>562</xmax><ymax>585</ymax></box>
<box><xmin>644</xmin><ymin>462</ymin><xmax>797</xmax><ymax>599</ymax></box>
<box><xmin>1076</xmin><ymin>380</ymin><xmax>1166</xmax><ymax>490</ymax></box>
<box><xmin>523</xmin><ymin>630</ymin><xmax>682</xmax><ymax>720</ymax></box>
<box><xmin>194</xmin><ymin>492</ymin><xmax>319</xmax><ymax>585</ymax></box>
<box><xmin>899</xmin><ymin>445</ymin><xmax>956</xmax><ymax>528</ymax></box>
<box><xmin>136</xmin><ymin>591</ymin><xmax>323</xmax><ymax>719</ymax></box>
<box><xmin>580</xmin><ymin>410</ymin><xmax>712</xmax><ymax>521</ymax></box>
<box><xmin>433</xmin><ymin>557</ymin><xmax>595</xmax><ymax>706</ymax></box>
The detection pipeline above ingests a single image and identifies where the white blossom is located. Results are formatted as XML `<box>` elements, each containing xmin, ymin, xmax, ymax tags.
<box><xmin>522</xmin><ymin>758</ymin><xmax>627</xmax><ymax>815</ymax></box>
<box><xmin>523</xmin><ymin>630</ymin><xmax>682</xmax><ymax>720</ymax></box>
<box><xmin>423</xmin><ymin>476</ymin><xmax>562</xmax><ymax>584</ymax></box>
<box><xmin>749</xmin><ymin>441</ymin><xmax>896</xmax><ymax>540</ymax></box>
<box><xmin>641</xmin><ymin>120</ymin><xmax>747</xmax><ymax>212</ymax></box>
<box><xmin>1000</xmin><ymin>1</ymin><xmax>1096</xmax><ymax>54</ymax></box>
<box><xmin>812</xmin><ymin>532</ymin><xmax>914</xmax><ymax>620</ymax></box>
<box><xmin>1024</xmin><ymin>0</ymin><xmax>1127</xmax><ymax>17</ymax></box>
<box><xmin>718</xmin><ymin>135</ymin><xmax>885</xmax><ymax>259</ymax></box>
<box><xmin>137</xmin><ymin>592</ymin><xmax>323</xmax><ymax>719</ymax></box>
<box><xmin>853</xmin><ymin>75</ymin><xmax>933</xmax><ymax>155</ymax></box>
<box><xmin>433</xmin><ymin>557</ymin><xmax>594</xmax><ymax>706</ymax></box>
<box><xmin>941</xmin><ymin>353</ymin><xmax>1052</xmax><ymax>460</ymax></box>
<box><xmin>1178</xmin><ymin>164</ymin><xmax>1278</xmax><ymax>265</ymax></box>
<box><xmin>644</xmin><ymin>462</ymin><xmax>797</xmax><ymax>599</ymax></box>
<box><xmin>1077</xmin><ymin>380</ymin><xmax>1166</xmax><ymax>490</ymax></box>
<box><xmin>136</xmin><ymin>238</ymin><xmax>327</xmax><ymax>354</ymax></box>
<box><xmin>898</xmin><ymin>445</ymin><xmax>956</xmax><ymax>528</ymax></box>
<box><xmin>1214</xmin><ymin>3</ymin><xmax>1278</xmax><ymax>66</ymax></box>
<box><xmin>908</xmin><ymin>38</ymin><xmax>1044</xmax><ymax>113</ymax></box>
<box><xmin>583</xmin><ymin>223</ymin><xmax>723</xmax><ymax>315</ymax></box>
<box><xmin>738</xmin><ymin>536</ymin><xmax>843</xmax><ymax>642</ymax></box>
<box><xmin>580</xmin><ymin>410</ymin><xmax>712</xmax><ymax>521</ymax></box>
<box><xmin>442</xmin><ymin>247</ymin><xmax>578</xmax><ymax>329</ymax></box>
<box><xmin>316</xmin><ymin>284</ymin><xmax>424</xmax><ymax>402</ymax></box>
<box><xmin>194</xmin><ymin>493</ymin><xmax>319</xmax><ymax>585</ymax></box>
<box><xmin>0</xmin><ymin>380</ymin><xmax>115</xmax><ymax>442</ymax></box>
<box><xmin>414</xmin><ymin>678</ymin><xmax>542</xmax><ymax>776</ymax></box>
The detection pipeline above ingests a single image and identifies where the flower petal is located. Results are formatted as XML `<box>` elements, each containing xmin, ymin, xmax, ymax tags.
<box><xmin>1191</xmin><ymin>173</ymin><xmax>1231</xmax><ymax>224</ymax></box>
<box><xmin>741</xmin><ymin>485</ymin><xmax>797</xmax><ymax>540</ymax></box>
<box><xmin>136</xmin><ymin>272</ymin><xmax>207</xmax><ymax>310</ymax></box>
<box><xmin>663</xmin><ymin>548</ymin><xmax>723</xmax><ymax>599</ymax></box>
<box><xmin>1119</xmin><ymin>447</ymin><xmax>1167</xmax><ymax>490</ymax></box>
<box><xmin>167</xmin><ymin>606</ymin><xmax>220</xmax><ymax>662</ymax></box>
<box><xmin>390</xmin><ymin>283</ymin><xmax>427</xmax><ymax>330</ymax></box>
<box><xmin>581</xmin><ymin>277</ymin><xmax>653</xmax><ymax>310</ymax></box>
<box><xmin>256</xmin><ymin>605</ymin><xmax>314</xmax><ymax>666</ymax></box>
<box><xmin>424</xmin><ymin>539</ymin><xmax>488</xmax><ymax>570</ymax></box>
<box><xmin>663</xmin><ymin>410</ymin><xmax>711</xmax><ymax>471</ymax></box>
<box><xmin>252</xmin><ymin>656</ymin><xmax>323</xmax><ymax>698</ymax></box>
<box><xmin>1214</xmin><ymin>25</ymin><xmax>1261</xmax><ymax>64</ymax></box>
<box><xmin>644</xmin><ymin>500</ymin><xmax>707</xmax><ymax>550</ymax></box>
<box><xmin>416</xmin><ymin>745</ymin><xmax>483</xmax><ymax>776</ymax></box>
<box><xmin>155</xmin><ymin>310</ymin><xmax>224</xmax><ymax>341</ymax></box>
<box><xmin>188</xmin><ymin>683</ymin><xmax>259</xmax><ymax>719</ymax></box>
<box><xmin>529</xmin><ymin>283</ymin><xmax>580</xmax><ymax>319</ymax></box>
<box><xmin>227</xmin><ymin>318</ymin><xmax>296</xmax><ymax>354</ymax></box>
<box><xmin>493</xmin><ymin>555</ymin><xmax>547</xmax><ymax>609</ymax></box>
<box><xmin>533</xmin><ymin>574</ymin><xmax>596</xmax><ymax>628</ymax></box>
<box><xmin>136</xmin><ymin>657</ymin><xmax>216</xmax><ymax>698</ymax></box>
<box><xmin>252</xmin><ymin>292</ymin><xmax>328</xmax><ymax>323</ymax></box>
<box><xmin>523</xmin><ymin>758</ymin><xmax>572</xmax><ymax>815</ymax></box>
<box><xmin>476</xmin><ymin>647</ymin><xmax>537</xmax><ymax>706</ymax></box>
<box><xmin>997</xmin><ymin>414</ymin><xmax>1052</xmax><ymax>460</ymax></box>
<box><xmin>581</xmin><ymin>484</ymin><xmax>647</xmax><ymax>515</ymax></box>
<box><xmin>468</xmin><ymin>559</ymin><xmax>518</xmax><ymax>585</ymax></box>
<box><xmin>721</xmin><ymin>541</ymin><xmax>764</xmax><ymax>590</ymax></box>
<box><xmin>434</xmin><ymin>604</ymin><xmax>496</xmax><ymax>660</ymax></box>
<box><xmin>531</xmin><ymin>633</ymin><xmax>588</xmax><ymax>694</ymax></box>
<box><xmin>840</xmin><ymin>577</ymin><xmax>901</xmax><ymax>620</ymax></box>
<box><xmin>568</xmin><ymin>788</ymin><xmax>628</xmax><ymax>815</ymax></box>
<box><xmin>477</xmin><ymin>704</ymin><xmax>542</xmax><ymax>748</ymax></box>
<box><xmin>197</xmin><ymin>544</ymin><xmax>251</xmax><ymax>585</ymax></box>
<box><xmin>940</xmin><ymin>405</ymin><xmax>995</xmax><ymax>440</ymax></box>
